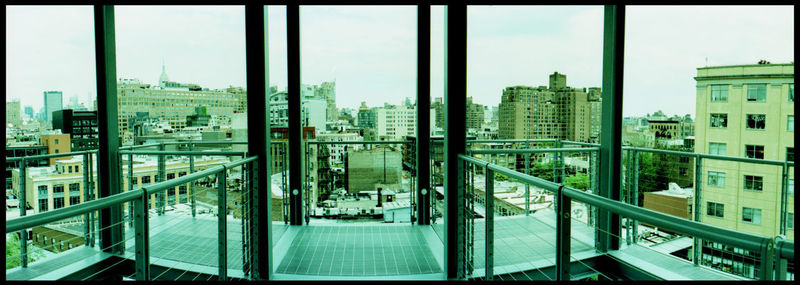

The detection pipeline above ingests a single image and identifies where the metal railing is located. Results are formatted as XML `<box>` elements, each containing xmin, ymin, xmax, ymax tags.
<box><xmin>6</xmin><ymin>154</ymin><xmax>258</xmax><ymax>280</ymax></box>
<box><xmin>458</xmin><ymin>149</ymin><xmax>794</xmax><ymax>281</ymax></box>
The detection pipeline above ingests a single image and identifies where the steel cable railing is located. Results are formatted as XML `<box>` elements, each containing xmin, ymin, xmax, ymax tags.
<box><xmin>458</xmin><ymin>151</ymin><xmax>792</xmax><ymax>281</ymax></box>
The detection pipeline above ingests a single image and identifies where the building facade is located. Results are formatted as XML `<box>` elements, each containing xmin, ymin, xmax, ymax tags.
<box><xmin>116</xmin><ymin>77</ymin><xmax>247</xmax><ymax>140</ymax></box>
<box><xmin>694</xmin><ymin>63</ymin><xmax>794</xmax><ymax>240</ymax></box>
<box><xmin>52</xmin><ymin>110</ymin><xmax>99</xmax><ymax>151</ymax></box>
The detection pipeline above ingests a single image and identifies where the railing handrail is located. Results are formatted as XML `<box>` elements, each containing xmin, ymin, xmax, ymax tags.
<box><xmin>5</xmin><ymin>150</ymin><xmax>98</xmax><ymax>163</ymax></box>
<box><xmin>468</xmin><ymin>139</ymin><xmax>558</xmax><ymax>144</ymax></box>
<box><xmin>624</xmin><ymin>146</ymin><xmax>795</xmax><ymax>167</ymax></box>
<box><xmin>5</xmin><ymin>156</ymin><xmax>258</xmax><ymax>233</ymax></box>
<box><xmin>457</xmin><ymin>154</ymin><xmax>775</xmax><ymax>254</ymax></box>
<box><xmin>307</xmin><ymin>140</ymin><xmax>412</xmax><ymax>145</ymax></box>
<box><xmin>119</xmin><ymin>150</ymin><xmax>247</xmax><ymax>156</ymax></box>
<box><xmin>470</xmin><ymin>147</ymin><xmax>599</xmax><ymax>155</ymax></box>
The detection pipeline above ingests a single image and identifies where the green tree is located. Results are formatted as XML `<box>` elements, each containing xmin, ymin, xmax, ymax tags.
<box><xmin>5</xmin><ymin>233</ymin><xmax>46</xmax><ymax>269</ymax></box>
<box><xmin>565</xmin><ymin>174</ymin><xmax>590</xmax><ymax>190</ymax></box>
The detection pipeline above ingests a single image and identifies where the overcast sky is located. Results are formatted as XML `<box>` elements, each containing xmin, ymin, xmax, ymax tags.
<box><xmin>6</xmin><ymin>5</ymin><xmax>794</xmax><ymax>118</ymax></box>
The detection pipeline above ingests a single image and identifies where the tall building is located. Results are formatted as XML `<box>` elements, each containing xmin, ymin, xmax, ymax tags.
<box><xmin>694</xmin><ymin>62</ymin><xmax>794</xmax><ymax>240</ymax></box>
<box><xmin>24</xmin><ymin>106</ymin><xmax>34</xmax><ymax>120</ymax></box>
<box><xmin>498</xmin><ymin>72</ymin><xmax>598</xmax><ymax>142</ymax></box>
<box><xmin>316</xmin><ymin>81</ymin><xmax>337</xmax><ymax>121</ymax></box>
<box><xmin>432</xmin><ymin>97</ymin><xmax>445</xmax><ymax>129</ymax></box>
<box><xmin>43</xmin><ymin>91</ymin><xmax>63</xmax><ymax>122</ymax></box>
<box><xmin>6</xmin><ymin>99</ymin><xmax>22</xmax><ymax>127</ymax></box>
<box><xmin>375</xmin><ymin>105</ymin><xmax>436</xmax><ymax>140</ymax></box>
<box><xmin>466</xmin><ymin>96</ymin><xmax>484</xmax><ymax>130</ymax></box>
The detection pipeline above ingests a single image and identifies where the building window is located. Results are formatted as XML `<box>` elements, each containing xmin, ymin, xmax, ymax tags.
<box><xmin>790</xmin><ymin>84</ymin><xmax>794</xmax><ymax>102</ymax></box>
<box><xmin>53</xmin><ymin>184</ymin><xmax>64</xmax><ymax>195</ymax></box>
<box><xmin>167</xmin><ymin>173</ymin><xmax>175</xmax><ymax>180</ymax></box>
<box><xmin>710</xmin><ymin>85</ymin><xmax>729</xmax><ymax>101</ymax></box>
<box><xmin>708</xmin><ymin>171</ymin><xmax>725</xmax><ymax>187</ymax></box>
<box><xmin>789</xmin><ymin>115</ymin><xmax>794</xmax><ymax>131</ymax></box>
<box><xmin>746</xmin><ymin>84</ymin><xmax>767</xmax><ymax>102</ymax></box>
<box><xmin>38</xmin><ymin>198</ymin><xmax>48</xmax><ymax>212</ymax></box>
<box><xmin>710</xmin><ymin>113</ymin><xmax>727</xmax><ymax>128</ymax></box>
<box><xmin>679</xmin><ymin>167</ymin><xmax>688</xmax><ymax>176</ymax></box>
<box><xmin>709</xmin><ymin>142</ymin><xmax>726</xmax><ymax>156</ymax></box>
<box><xmin>69</xmin><ymin>183</ymin><xmax>80</xmax><ymax>206</ymax></box>
<box><xmin>790</xmin><ymin>179</ymin><xmax>794</xmax><ymax>196</ymax></box>
<box><xmin>743</xmin><ymin>175</ymin><xmax>763</xmax><ymax>191</ymax></box>
<box><xmin>707</xmin><ymin>202</ymin><xmax>724</xmax><ymax>218</ymax></box>
<box><xmin>132</xmin><ymin>177</ymin><xmax>138</xmax><ymax>185</ymax></box>
<box><xmin>745</xmin><ymin>114</ymin><xmax>766</xmax><ymax>130</ymax></box>
<box><xmin>788</xmin><ymin>147</ymin><xmax>795</xmax><ymax>162</ymax></box>
<box><xmin>53</xmin><ymin>197</ymin><xmax>65</xmax><ymax>209</ymax></box>
<box><xmin>179</xmin><ymin>171</ymin><xmax>187</xmax><ymax>177</ymax></box>
<box><xmin>55</xmin><ymin>139</ymin><xmax>59</xmax><ymax>145</ymax></box>
<box><xmin>788</xmin><ymin>213</ymin><xmax>794</xmax><ymax>230</ymax></box>
<box><xmin>742</xmin><ymin>207</ymin><xmax>762</xmax><ymax>224</ymax></box>
<box><xmin>744</xmin><ymin>145</ymin><xmax>764</xmax><ymax>159</ymax></box>
<box><xmin>142</xmin><ymin>176</ymin><xmax>151</xmax><ymax>184</ymax></box>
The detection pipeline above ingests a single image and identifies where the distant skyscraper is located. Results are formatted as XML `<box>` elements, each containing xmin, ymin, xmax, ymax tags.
<box><xmin>357</xmin><ymin>101</ymin><xmax>376</xmax><ymax>129</ymax></box>
<box><xmin>6</xmin><ymin>100</ymin><xmax>21</xmax><ymax>127</ymax></box>
<box><xmin>43</xmin><ymin>91</ymin><xmax>63</xmax><ymax>122</ymax></box>
<box><xmin>24</xmin><ymin>106</ymin><xmax>34</xmax><ymax>119</ymax></box>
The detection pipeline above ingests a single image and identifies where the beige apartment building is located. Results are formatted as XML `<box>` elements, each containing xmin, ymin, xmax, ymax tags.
<box><xmin>498</xmin><ymin>72</ymin><xmax>599</xmax><ymax>143</ymax></box>
<box><xmin>116</xmin><ymin>78</ymin><xmax>247</xmax><ymax>138</ymax></box>
<box><xmin>694</xmin><ymin>63</ymin><xmax>794</xmax><ymax>240</ymax></box>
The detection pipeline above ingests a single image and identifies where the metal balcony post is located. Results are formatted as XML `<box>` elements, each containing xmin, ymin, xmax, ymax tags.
<box><xmin>18</xmin><ymin>160</ymin><xmax>27</xmax><ymax>267</ymax></box>
<box><xmin>632</xmin><ymin>150</ymin><xmax>639</xmax><ymax>243</ymax></box>
<box><xmin>416</xmin><ymin>3</ymin><xmax>432</xmax><ymax>225</ymax></box>
<box><xmin>190</xmin><ymin>151</ymin><xmax>196</xmax><ymax>218</ymax></box>
<box><xmin>218</xmin><ymin>169</ymin><xmax>228</xmax><ymax>280</ymax></box>
<box><xmin>134</xmin><ymin>190</ymin><xmax>150</xmax><ymax>281</ymax></box>
<box><xmin>597</xmin><ymin>5</ymin><xmax>625</xmax><ymax>252</ymax></box>
<box><xmin>484</xmin><ymin>167</ymin><xmax>494</xmax><ymax>280</ymax></box>
<box><xmin>157</xmin><ymin>144</ymin><xmax>166</xmax><ymax>216</ymax></box>
<box><xmin>128</xmin><ymin>153</ymin><xmax>134</xmax><ymax>227</ymax></box>
<box><xmin>693</xmin><ymin>156</ymin><xmax>702</xmax><ymax>265</ymax></box>
<box><xmin>555</xmin><ymin>185</ymin><xmax>571</xmax><ymax>281</ymax></box>
<box><xmin>625</xmin><ymin>150</ymin><xmax>632</xmax><ymax>245</ymax></box>
<box><xmin>84</xmin><ymin>153</ymin><xmax>92</xmax><ymax>247</ymax></box>
<box><xmin>779</xmin><ymin>162</ymin><xmax>788</xmax><ymax>235</ymax></box>
<box><xmin>94</xmin><ymin>4</ymin><xmax>124</xmax><ymax>254</ymax></box>
<box><xmin>524</xmin><ymin>141</ymin><xmax>530</xmax><ymax>216</ymax></box>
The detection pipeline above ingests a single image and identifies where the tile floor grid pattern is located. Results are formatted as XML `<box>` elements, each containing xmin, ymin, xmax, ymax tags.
<box><xmin>275</xmin><ymin>225</ymin><xmax>442</xmax><ymax>276</ymax></box>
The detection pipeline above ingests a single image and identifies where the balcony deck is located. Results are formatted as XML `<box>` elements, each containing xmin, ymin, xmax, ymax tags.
<box><xmin>6</xmin><ymin>209</ymin><xmax>750</xmax><ymax>281</ymax></box>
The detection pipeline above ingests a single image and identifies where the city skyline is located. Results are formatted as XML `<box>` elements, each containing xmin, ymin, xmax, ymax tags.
<box><xmin>6</xmin><ymin>6</ymin><xmax>793</xmax><ymax>117</ymax></box>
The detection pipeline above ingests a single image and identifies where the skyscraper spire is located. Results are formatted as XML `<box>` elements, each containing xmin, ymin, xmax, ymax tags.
<box><xmin>159</xmin><ymin>58</ymin><xmax>169</xmax><ymax>88</ymax></box>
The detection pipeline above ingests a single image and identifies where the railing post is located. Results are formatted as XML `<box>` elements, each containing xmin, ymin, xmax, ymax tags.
<box><xmin>84</xmin><ymin>153</ymin><xmax>92</xmax><ymax>248</ymax></box>
<box><xmin>88</xmin><ymin>152</ymin><xmax>96</xmax><ymax>247</ymax></box>
<box><xmin>128</xmin><ymin>153</ymin><xmax>134</xmax><ymax>227</ymax></box>
<box><xmin>157</xmin><ymin>144</ymin><xmax>166</xmax><ymax>216</ymax></box>
<box><xmin>217</xmin><ymin>168</ymin><xmax>228</xmax><ymax>280</ymax></box>
<box><xmin>19</xmin><ymin>159</ymin><xmax>28</xmax><ymax>268</ymax></box>
<box><xmin>693</xmin><ymin>156</ymin><xmax>703</xmax><ymax>266</ymax></box>
<box><xmin>484</xmin><ymin>167</ymin><xmax>494</xmax><ymax>280</ymax></box>
<box><xmin>134</xmin><ymin>190</ymin><xmax>150</xmax><ymax>281</ymax></box>
<box><xmin>190</xmin><ymin>149</ymin><xmax>196</xmax><ymax>218</ymax></box>
<box><xmin>779</xmin><ymin>162</ymin><xmax>788</xmax><ymax>235</ymax></box>
<box><xmin>556</xmin><ymin>185</ymin><xmax>571</xmax><ymax>281</ymax></box>
<box><xmin>588</xmin><ymin>150</ymin><xmax>596</xmax><ymax>227</ymax></box>
<box><xmin>758</xmin><ymin>238</ymin><xmax>774</xmax><ymax>280</ymax></box>
<box><xmin>524</xmin><ymin>141</ymin><xmax>530</xmax><ymax>216</ymax></box>
<box><xmin>632</xmin><ymin>150</ymin><xmax>639</xmax><ymax>243</ymax></box>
